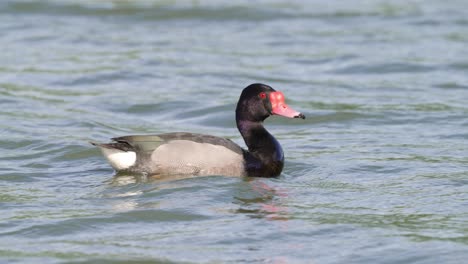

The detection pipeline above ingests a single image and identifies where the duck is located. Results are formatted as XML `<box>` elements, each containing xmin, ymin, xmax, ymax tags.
<box><xmin>91</xmin><ymin>83</ymin><xmax>305</xmax><ymax>177</ymax></box>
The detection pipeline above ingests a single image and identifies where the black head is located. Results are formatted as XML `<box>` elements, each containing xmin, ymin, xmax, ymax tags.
<box><xmin>235</xmin><ymin>83</ymin><xmax>305</xmax><ymax>122</ymax></box>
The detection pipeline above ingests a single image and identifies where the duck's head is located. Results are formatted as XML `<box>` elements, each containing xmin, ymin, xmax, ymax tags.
<box><xmin>236</xmin><ymin>83</ymin><xmax>305</xmax><ymax>122</ymax></box>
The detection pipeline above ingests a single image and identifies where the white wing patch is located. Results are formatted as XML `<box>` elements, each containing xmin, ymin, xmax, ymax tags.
<box><xmin>100</xmin><ymin>147</ymin><xmax>136</xmax><ymax>171</ymax></box>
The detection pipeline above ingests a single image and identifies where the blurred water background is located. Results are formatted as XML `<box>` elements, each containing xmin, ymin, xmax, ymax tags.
<box><xmin>1</xmin><ymin>0</ymin><xmax>467</xmax><ymax>263</ymax></box>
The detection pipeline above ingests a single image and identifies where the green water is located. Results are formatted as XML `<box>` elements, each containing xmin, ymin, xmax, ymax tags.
<box><xmin>1</xmin><ymin>0</ymin><xmax>467</xmax><ymax>263</ymax></box>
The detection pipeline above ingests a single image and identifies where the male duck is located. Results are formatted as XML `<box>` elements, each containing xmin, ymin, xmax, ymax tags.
<box><xmin>92</xmin><ymin>83</ymin><xmax>305</xmax><ymax>177</ymax></box>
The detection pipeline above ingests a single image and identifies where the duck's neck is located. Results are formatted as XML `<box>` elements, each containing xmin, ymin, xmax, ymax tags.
<box><xmin>236</xmin><ymin>119</ymin><xmax>284</xmax><ymax>177</ymax></box>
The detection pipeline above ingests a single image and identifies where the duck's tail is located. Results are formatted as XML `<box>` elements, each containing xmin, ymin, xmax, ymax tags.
<box><xmin>90</xmin><ymin>141</ymin><xmax>136</xmax><ymax>171</ymax></box>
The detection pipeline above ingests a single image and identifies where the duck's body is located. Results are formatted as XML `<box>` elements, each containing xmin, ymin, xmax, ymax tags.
<box><xmin>93</xmin><ymin>132</ymin><xmax>247</xmax><ymax>177</ymax></box>
<box><xmin>92</xmin><ymin>83</ymin><xmax>304</xmax><ymax>178</ymax></box>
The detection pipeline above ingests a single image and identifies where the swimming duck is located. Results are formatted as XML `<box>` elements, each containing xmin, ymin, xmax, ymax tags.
<box><xmin>92</xmin><ymin>83</ymin><xmax>305</xmax><ymax>177</ymax></box>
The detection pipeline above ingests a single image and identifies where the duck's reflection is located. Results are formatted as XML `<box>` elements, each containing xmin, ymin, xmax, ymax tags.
<box><xmin>104</xmin><ymin>172</ymin><xmax>224</xmax><ymax>212</ymax></box>
<box><xmin>105</xmin><ymin>173</ymin><xmax>291</xmax><ymax>224</ymax></box>
<box><xmin>103</xmin><ymin>173</ymin><xmax>147</xmax><ymax>212</ymax></box>
<box><xmin>109</xmin><ymin>172</ymin><xmax>232</xmax><ymax>185</ymax></box>
<box><xmin>234</xmin><ymin>177</ymin><xmax>290</xmax><ymax>222</ymax></box>
<box><xmin>109</xmin><ymin>174</ymin><xmax>141</xmax><ymax>186</ymax></box>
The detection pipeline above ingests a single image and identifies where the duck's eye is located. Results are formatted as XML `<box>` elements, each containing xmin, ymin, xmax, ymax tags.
<box><xmin>259</xmin><ymin>92</ymin><xmax>267</xmax><ymax>99</ymax></box>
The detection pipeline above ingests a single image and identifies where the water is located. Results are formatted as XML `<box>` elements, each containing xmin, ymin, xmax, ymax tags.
<box><xmin>1</xmin><ymin>0</ymin><xmax>467</xmax><ymax>263</ymax></box>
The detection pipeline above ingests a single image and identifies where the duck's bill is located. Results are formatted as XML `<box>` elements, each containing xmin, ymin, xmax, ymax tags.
<box><xmin>270</xmin><ymin>91</ymin><xmax>306</xmax><ymax>119</ymax></box>
<box><xmin>272</xmin><ymin>104</ymin><xmax>305</xmax><ymax>119</ymax></box>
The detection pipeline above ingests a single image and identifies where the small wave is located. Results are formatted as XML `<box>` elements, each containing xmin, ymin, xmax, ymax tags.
<box><xmin>1</xmin><ymin>0</ymin><xmax>293</xmax><ymax>21</ymax></box>
<box><xmin>332</xmin><ymin>62</ymin><xmax>436</xmax><ymax>75</ymax></box>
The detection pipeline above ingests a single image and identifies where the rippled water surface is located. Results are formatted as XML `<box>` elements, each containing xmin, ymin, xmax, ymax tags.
<box><xmin>1</xmin><ymin>0</ymin><xmax>468</xmax><ymax>263</ymax></box>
